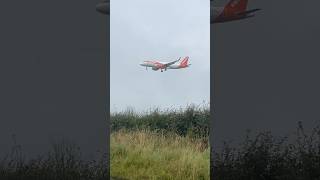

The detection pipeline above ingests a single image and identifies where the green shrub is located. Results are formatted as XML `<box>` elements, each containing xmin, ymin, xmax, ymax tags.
<box><xmin>212</xmin><ymin>122</ymin><xmax>320</xmax><ymax>180</ymax></box>
<box><xmin>0</xmin><ymin>140</ymin><xmax>108</xmax><ymax>180</ymax></box>
<box><xmin>111</xmin><ymin>103</ymin><xmax>210</xmax><ymax>139</ymax></box>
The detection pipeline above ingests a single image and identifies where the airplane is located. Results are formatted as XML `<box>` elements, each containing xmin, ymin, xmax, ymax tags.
<box><xmin>96</xmin><ymin>0</ymin><xmax>261</xmax><ymax>24</ymax></box>
<box><xmin>139</xmin><ymin>57</ymin><xmax>191</xmax><ymax>72</ymax></box>
<box><xmin>211</xmin><ymin>0</ymin><xmax>261</xmax><ymax>24</ymax></box>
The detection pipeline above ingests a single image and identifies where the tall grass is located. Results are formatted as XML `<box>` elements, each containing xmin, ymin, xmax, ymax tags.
<box><xmin>111</xmin><ymin>103</ymin><xmax>210</xmax><ymax>139</ymax></box>
<box><xmin>4</xmin><ymin>103</ymin><xmax>320</xmax><ymax>179</ymax></box>
<box><xmin>110</xmin><ymin>104</ymin><xmax>210</xmax><ymax>179</ymax></box>
<box><xmin>0</xmin><ymin>140</ymin><xmax>108</xmax><ymax>180</ymax></box>
<box><xmin>212</xmin><ymin>122</ymin><xmax>320</xmax><ymax>180</ymax></box>
<box><xmin>111</xmin><ymin>130</ymin><xmax>210</xmax><ymax>180</ymax></box>
<box><xmin>0</xmin><ymin>104</ymin><xmax>210</xmax><ymax>180</ymax></box>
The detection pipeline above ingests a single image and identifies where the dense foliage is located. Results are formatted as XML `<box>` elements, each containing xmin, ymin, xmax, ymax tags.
<box><xmin>111</xmin><ymin>104</ymin><xmax>210</xmax><ymax>139</ymax></box>
<box><xmin>2</xmin><ymin>104</ymin><xmax>320</xmax><ymax>180</ymax></box>
<box><xmin>0</xmin><ymin>141</ymin><xmax>108</xmax><ymax>180</ymax></box>
<box><xmin>212</xmin><ymin>122</ymin><xmax>320</xmax><ymax>180</ymax></box>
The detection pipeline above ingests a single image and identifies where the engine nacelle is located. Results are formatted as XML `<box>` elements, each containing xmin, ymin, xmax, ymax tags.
<box><xmin>152</xmin><ymin>67</ymin><xmax>159</xmax><ymax>71</ymax></box>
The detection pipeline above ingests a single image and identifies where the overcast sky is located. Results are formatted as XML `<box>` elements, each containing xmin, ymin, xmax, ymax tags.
<box><xmin>110</xmin><ymin>0</ymin><xmax>210</xmax><ymax>112</ymax></box>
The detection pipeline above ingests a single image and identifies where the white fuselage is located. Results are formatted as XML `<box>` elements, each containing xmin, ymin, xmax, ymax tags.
<box><xmin>139</xmin><ymin>60</ymin><xmax>190</xmax><ymax>71</ymax></box>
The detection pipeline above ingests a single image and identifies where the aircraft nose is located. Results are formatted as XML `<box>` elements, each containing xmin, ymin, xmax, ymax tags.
<box><xmin>139</xmin><ymin>62</ymin><xmax>144</xmax><ymax>66</ymax></box>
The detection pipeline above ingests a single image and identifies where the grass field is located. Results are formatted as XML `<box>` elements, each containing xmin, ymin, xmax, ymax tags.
<box><xmin>111</xmin><ymin>130</ymin><xmax>209</xmax><ymax>180</ymax></box>
<box><xmin>110</xmin><ymin>104</ymin><xmax>210</xmax><ymax>179</ymax></box>
<box><xmin>3</xmin><ymin>103</ymin><xmax>320</xmax><ymax>179</ymax></box>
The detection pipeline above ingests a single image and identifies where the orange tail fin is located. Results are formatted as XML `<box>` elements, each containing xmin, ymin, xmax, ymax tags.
<box><xmin>224</xmin><ymin>0</ymin><xmax>248</xmax><ymax>13</ymax></box>
<box><xmin>180</xmin><ymin>57</ymin><xmax>189</xmax><ymax>67</ymax></box>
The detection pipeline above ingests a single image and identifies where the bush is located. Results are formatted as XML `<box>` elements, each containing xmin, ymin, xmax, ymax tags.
<box><xmin>0</xmin><ymin>139</ymin><xmax>108</xmax><ymax>180</ymax></box>
<box><xmin>111</xmin><ymin>103</ymin><xmax>210</xmax><ymax>139</ymax></box>
<box><xmin>212</xmin><ymin>122</ymin><xmax>320</xmax><ymax>180</ymax></box>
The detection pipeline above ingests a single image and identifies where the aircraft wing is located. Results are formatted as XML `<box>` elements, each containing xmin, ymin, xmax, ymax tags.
<box><xmin>236</xmin><ymin>8</ymin><xmax>261</xmax><ymax>16</ymax></box>
<box><xmin>163</xmin><ymin>58</ymin><xmax>181</xmax><ymax>67</ymax></box>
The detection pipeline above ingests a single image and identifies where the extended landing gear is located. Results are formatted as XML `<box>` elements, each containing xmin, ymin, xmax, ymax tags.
<box><xmin>160</xmin><ymin>68</ymin><xmax>167</xmax><ymax>72</ymax></box>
